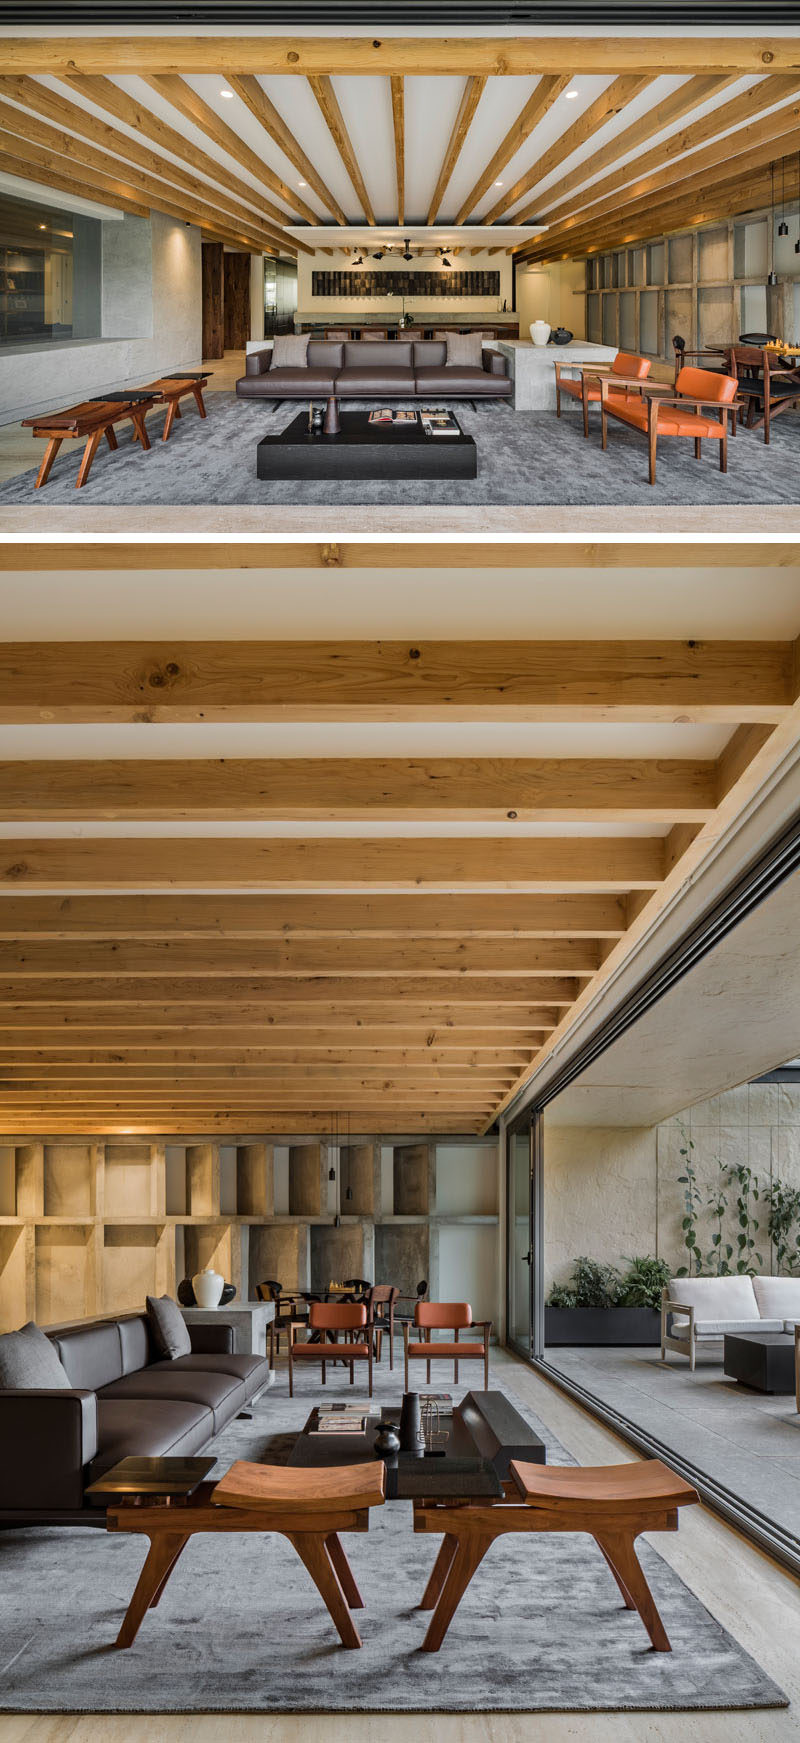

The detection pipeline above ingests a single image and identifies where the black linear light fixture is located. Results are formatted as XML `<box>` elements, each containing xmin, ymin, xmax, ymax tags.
<box><xmin>779</xmin><ymin>156</ymin><xmax>789</xmax><ymax>236</ymax></box>
<box><xmin>767</xmin><ymin>163</ymin><xmax>779</xmax><ymax>285</ymax></box>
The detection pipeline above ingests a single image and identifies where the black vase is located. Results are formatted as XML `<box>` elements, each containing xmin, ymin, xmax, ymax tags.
<box><xmin>177</xmin><ymin>1277</ymin><xmax>195</xmax><ymax>1306</ymax></box>
<box><xmin>399</xmin><ymin>1392</ymin><xmax>425</xmax><ymax>1457</ymax></box>
<box><xmin>323</xmin><ymin>395</ymin><xmax>340</xmax><ymax>435</ymax></box>
<box><xmin>220</xmin><ymin>1284</ymin><xmax>236</xmax><ymax>1305</ymax></box>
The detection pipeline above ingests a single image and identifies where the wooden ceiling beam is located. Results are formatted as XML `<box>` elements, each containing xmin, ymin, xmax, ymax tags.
<box><xmin>227</xmin><ymin>74</ymin><xmax>347</xmax><ymax>223</ymax></box>
<box><xmin>4</xmin><ymin>40</ymin><xmax>799</xmax><ymax>77</ymax></box>
<box><xmin>0</xmin><ymin>837</ymin><xmax>664</xmax><ymax>891</ymax></box>
<box><xmin>0</xmin><ymin>976</ymin><xmax>583</xmax><ymax>1005</ymax></box>
<box><xmin>501</xmin><ymin>73</ymin><xmax>736</xmax><ymax>224</ymax></box>
<box><xmin>0</xmin><ymin>937</ymin><xmax>599</xmax><ymax>978</ymax></box>
<box><xmin>0</xmin><ymin>118</ymin><xmax>291</xmax><ymax>256</ymax></box>
<box><xmin>0</xmin><ymin>639</ymin><xmax>788</xmax><ymax>722</ymax></box>
<box><xmin>308</xmin><ymin>74</ymin><xmax>375</xmax><ymax>224</ymax></box>
<box><xmin>0</xmin><ymin>76</ymin><xmax>298</xmax><ymax>249</ymax></box>
<box><xmin>1</xmin><ymin>541</ymin><xmax>794</xmax><ymax>572</ymax></box>
<box><xmin>454</xmin><ymin>72</ymin><xmax>572</xmax><ymax>222</ymax></box>
<box><xmin>142</xmin><ymin>73</ymin><xmax>317</xmax><ymax>224</ymax></box>
<box><xmin>0</xmin><ymin>1016</ymin><xmax>559</xmax><ymax>1039</ymax></box>
<box><xmin>0</xmin><ymin>755</ymin><xmax>717</xmax><ymax>823</ymax></box>
<box><xmin>0</xmin><ymin>894</ymin><xmax>628</xmax><ymax>940</ymax></box>
<box><xmin>0</xmin><ymin>1118</ymin><xmax>485</xmax><ymax>1135</ymax></box>
<box><xmin>532</xmin><ymin>74</ymin><xmax>800</xmax><ymax>229</ymax></box>
<box><xmin>0</xmin><ymin>1048</ymin><xmax>532</xmax><ymax>1068</ymax></box>
<box><xmin>390</xmin><ymin>74</ymin><xmax>404</xmax><ymax>225</ymax></box>
<box><xmin>426</xmin><ymin>74</ymin><xmax>486</xmax><ymax>223</ymax></box>
<box><xmin>0</xmin><ymin>144</ymin><xmax>149</xmax><ymax>219</ymax></box>
<box><xmin>62</xmin><ymin>75</ymin><xmax>314</xmax><ymax>252</ymax></box>
<box><xmin>481</xmin><ymin>73</ymin><xmax>650</xmax><ymax>225</ymax></box>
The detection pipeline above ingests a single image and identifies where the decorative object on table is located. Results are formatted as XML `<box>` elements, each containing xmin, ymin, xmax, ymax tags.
<box><xmin>529</xmin><ymin>319</ymin><xmax>551</xmax><ymax>346</ymax></box>
<box><xmin>323</xmin><ymin>394</ymin><xmax>340</xmax><ymax>435</ymax></box>
<box><xmin>178</xmin><ymin>1276</ymin><xmax>234</xmax><ymax>1306</ymax></box>
<box><xmin>374</xmin><ymin>1421</ymin><xmax>401</xmax><ymax>1456</ymax></box>
<box><xmin>551</xmin><ymin>327</ymin><xmax>574</xmax><ymax>345</ymax></box>
<box><xmin>192</xmin><ymin>1265</ymin><xmax>225</xmax><ymax>1309</ymax></box>
<box><xmin>310</xmin><ymin>405</ymin><xmax>324</xmax><ymax>434</ymax></box>
<box><xmin>399</xmin><ymin>1391</ymin><xmax>425</xmax><ymax>1457</ymax></box>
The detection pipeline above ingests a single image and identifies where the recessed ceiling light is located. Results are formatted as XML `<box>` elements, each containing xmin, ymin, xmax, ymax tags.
<box><xmin>298</xmin><ymin>180</ymin><xmax>307</xmax><ymax>187</ymax></box>
<box><xmin>494</xmin><ymin>180</ymin><xmax>504</xmax><ymax>187</ymax></box>
<box><xmin>220</xmin><ymin>88</ymin><xmax>234</xmax><ymax>99</ymax></box>
<box><xmin>38</xmin><ymin>223</ymin><xmax>46</xmax><ymax>230</ymax></box>
<box><xmin>564</xmin><ymin>90</ymin><xmax>579</xmax><ymax>100</ymax></box>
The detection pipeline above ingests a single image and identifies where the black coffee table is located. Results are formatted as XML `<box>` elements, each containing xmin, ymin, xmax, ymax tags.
<box><xmin>289</xmin><ymin>1389</ymin><xmax>545</xmax><ymax>1501</ymax></box>
<box><xmin>723</xmin><ymin>1330</ymin><xmax>796</xmax><ymax>1393</ymax></box>
<box><xmin>257</xmin><ymin>409</ymin><xmax>477</xmax><ymax>481</ymax></box>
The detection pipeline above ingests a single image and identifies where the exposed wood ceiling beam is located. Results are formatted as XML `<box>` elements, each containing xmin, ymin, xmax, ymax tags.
<box><xmin>0</xmin><ymin>837</ymin><xmax>664</xmax><ymax>891</ymax></box>
<box><xmin>0</xmin><ymin>976</ymin><xmax>584</xmax><ymax>1005</ymax></box>
<box><xmin>1</xmin><ymin>541</ymin><xmax>794</xmax><ymax>571</ymax></box>
<box><xmin>482</xmin><ymin>73</ymin><xmax>652</xmax><ymax>224</ymax></box>
<box><xmin>0</xmin><ymin>937</ymin><xmax>599</xmax><ymax>978</ymax></box>
<box><xmin>0</xmin><ymin>1010</ymin><xmax>561</xmax><ymax>1035</ymax></box>
<box><xmin>0</xmin><ymin>1048</ymin><xmax>535</xmax><ymax>1067</ymax></box>
<box><xmin>532</xmin><ymin>75</ymin><xmax>800</xmax><ymax>228</ymax></box>
<box><xmin>0</xmin><ymin>639</ymin><xmax>788</xmax><ymax>723</ymax></box>
<box><xmin>0</xmin><ymin>89</ymin><xmax>294</xmax><ymax>255</ymax></box>
<box><xmin>426</xmin><ymin>75</ymin><xmax>486</xmax><ymax>223</ymax></box>
<box><xmin>62</xmin><ymin>75</ymin><xmax>314</xmax><ymax>252</ymax></box>
<box><xmin>491</xmin><ymin>73</ymin><xmax>735</xmax><ymax>224</ymax></box>
<box><xmin>308</xmin><ymin>74</ymin><xmax>375</xmax><ymax>224</ymax></box>
<box><xmin>5</xmin><ymin>40</ymin><xmax>799</xmax><ymax>76</ymax></box>
<box><xmin>0</xmin><ymin>144</ymin><xmax>149</xmax><ymax>219</ymax></box>
<box><xmin>390</xmin><ymin>74</ymin><xmax>404</xmax><ymax>225</ymax></box>
<box><xmin>454</xmin><ymin>72</ymin><xmax>571</xmax><ymax>222</ymax></box>
<box><xmin>0</xmin><ymin>894</ymin><xmax>628</xmax><ymax>939</ymax></box>
<box><xmin>0</xmin><ymin>1118</ymin><xmax>484</xmax><ymax>1135</ymax></box>
<box><xmin>0</xmin><ymin>116</ymin><xmax>292</xmax><ymax>256</ymax></box>
<box><xmin>142</xmin><ymin>73</ymin><xmax>317</xmax><ymax>224</ymax></box>
<box><xmin>0</xmin><ymin>756</ymin><xmax>717</xmax><ymax>822</ymax></box>
<box><xmin>227</xmin><ymin>74</ymin><xmax>347</xmax><ymax>223</ymax></box>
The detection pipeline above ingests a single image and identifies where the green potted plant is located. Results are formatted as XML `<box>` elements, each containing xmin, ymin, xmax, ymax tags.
<box><xmin>545</xmin><ymin>1254</ymin><xmax>670</xmax><ymax>1345</ymax></box>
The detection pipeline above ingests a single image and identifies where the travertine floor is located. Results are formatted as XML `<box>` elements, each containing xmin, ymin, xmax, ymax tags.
<box><xmin>0</xmin><ymin>1346</ymin><xmax>798</xmax><ymax>1743</ymax></box>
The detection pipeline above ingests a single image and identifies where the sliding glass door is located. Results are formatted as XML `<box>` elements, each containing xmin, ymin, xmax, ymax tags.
<box><xmin>506</xmin><ymin>1114</ymin><xmax>544</xmax><ymax>1360</ymax></box>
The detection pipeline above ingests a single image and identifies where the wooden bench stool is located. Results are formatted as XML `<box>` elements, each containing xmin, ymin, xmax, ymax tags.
<box><xmin>140</xmin><ymin>372</ymin><xmax>212</xmax><ymax>441</ymax></box>
<box><xmin>108</xmin><ymin>1458</ymin><xmax>385</xmax><ymax>1649</ymax></box>
<box><xmin>22</xmin><ymin>393</ymin><xmax>159</xmax><ymax>489</ymax></box>
<box><xmin>413</xmin><ymin>1457</ymin><xmax>699</xmax><ymax>1653</ymax></box>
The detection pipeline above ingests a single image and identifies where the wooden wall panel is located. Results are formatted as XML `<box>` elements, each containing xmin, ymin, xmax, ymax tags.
<box><xmin>201</xmin><ymin>240</ymin><xmax>224</xmax><ymax>359</ymax></box>
<box><xmin>223</xmin><ymin>250</ymin><xmax>251</xmax><ymax>348</ymax></box>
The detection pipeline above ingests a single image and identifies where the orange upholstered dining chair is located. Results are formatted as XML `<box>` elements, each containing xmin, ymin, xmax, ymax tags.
<box><xmin>403</xmin><ymin>1301</ymin><xmax>491</xmax><ymax>1391</ymax></box>
<box><xmin>598</xmin><ymin>364</ymin><xmax>740</xmax><ymax>485</ymax></box>
<box><xmin>554</xmin><ymin>351</ymin><xmax>651</xmax><ymax>437</ymax></box>
<box><xmin>288</xmin><ymin>1301</ymin><xmax>373</xmax><ymax>1397</ymax></box>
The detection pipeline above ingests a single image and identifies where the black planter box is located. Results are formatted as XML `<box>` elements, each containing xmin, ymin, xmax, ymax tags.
<box><xmin>545</xmin><ymin>1306</ymin><xmax>661</xmax><ymax>1346</ymax></box>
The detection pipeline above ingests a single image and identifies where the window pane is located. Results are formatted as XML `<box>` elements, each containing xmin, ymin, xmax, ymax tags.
<box><xmin>0</xmin><ymin>191</ymin><xmax>101</xmax><ymax>347</ymax></box>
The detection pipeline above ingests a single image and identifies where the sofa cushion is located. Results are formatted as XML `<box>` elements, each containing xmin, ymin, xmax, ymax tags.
<box><xmin>99</xmin><ymin>1366</ymin><xmax>246</xmax><ymax>1431</ymax></box>
<box><xmin>666</xmin><ymin>1276</ymin><xmax>759</xmax><ymax>1318</ymax></box>
<box><xmin>149</xmin><ymin>1352</ymin><xmax>270</xmax><ymax>1399</ymax></box>
<box><xmin>118</xmin><ymin>1313</ymin><xmax>151</xmax><ymax>1374</ymax></box>
<box><xmin>413</xmin><ymin>341</ymin><xmax>447</xmax><ymax>367</ymax></box>
<box><xmin>90</xmin><ymin>1398</ymin><xmax>213</xmax><ymax>1484</ymax></box>
<box><xmin>344</xmin><ymin>341</ymin><xmax>412</xmax><ymax>370</ymax></box>
<box><xmin>671</xmin><ymin>1316</ymin><xmax>784</xmax><ymax>1336</ymax></box>
<box><xmin>271</xmin><ymin>333</ymin><xmax>309</xmax><ymax>368</ymax></box>
<box><xmin>238</xmin><ymin>367</ymin><xmax>337</xmax><ymax>398</ymax></box>
<box><xmin>446</xmin><ymin>333</ymin><xmax>483</xmax><ymax>368</ymax></box>
<box><xmin>146</xmin><ymin>1294</ymin><xmax>192</xmax><ymax>1360</ymax></box>
<box><xmin>752</xmin><ymin>1276</ymin><xmax>800</xmax><ymax>1320</ymax></box>
<box><xmin>414</xmin><ymin>365</ymin><xmax>511</xmax><ymax>394</ymax></box>
<box><xmin>51</xmin><ymin>1321</ymin><xmax>123</xmax><ymax>1391</ymax></box>
<box><xmin>0</xmin><ymin>1321</ymin><xmax>71</xmax><ymax>1389</ymax></box>
<box><xmin>336</xmin><ymin>367</ymin><xmax>415</xmax><ymax>395</ymax></box>
<box><xmin>307</xmin><ymin>341</ymin><xmax>344</xmax><ymax>370</ymax></box>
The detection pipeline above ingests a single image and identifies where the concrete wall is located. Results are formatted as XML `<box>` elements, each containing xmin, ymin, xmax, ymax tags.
<box><xmin>544</xmin><ymin>1082</ymin><xmax>800</xmax><ymax>1288</ymax></box>
<box><xmin>297</xmin><ymin>247</ymin><xmax>513</xmax><ymax>320</ymax></box>
<box><xmin>1</xmin><ymin>210</ymin><xmax>202</xmax><ymax>424</ymax></box>
<box><xmin>516</xmin><ymin>258</ymin><xmax>585</xmax><ymax>341</ymax></box>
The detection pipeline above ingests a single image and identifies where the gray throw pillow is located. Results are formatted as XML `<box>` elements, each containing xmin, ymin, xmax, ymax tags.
<box><xmin>0</xmin><ymin>1321</ymin><xmax>71</xmax><ymax>1389</ymax></box>
<box><xmin>446</xmin><ymin>334</ymin><xmax>484</xmax><ymax>369</ymax></box>
<box><xmin>146</xmin><ymin>1294</ymin><xmax>192</xmax><ymax>1360</ymax></box>
<box><xmin>270</xmin><ymin>334</ymin><xmax>309</xmax><ymax>369</ymax></box>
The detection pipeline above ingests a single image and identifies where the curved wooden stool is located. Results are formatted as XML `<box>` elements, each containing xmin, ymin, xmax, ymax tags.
<box><xmin>414</xmin><ymin>1457</ymin><xmax>698</xmax><ymax>1653</ymax></box>
<box><xmin>108</xmin><ymin>1458</ymin><xmax>385</xmax><ymax>1650</ymax></box>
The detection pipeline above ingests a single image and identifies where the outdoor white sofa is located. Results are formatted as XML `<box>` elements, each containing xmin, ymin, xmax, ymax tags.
<box><xmin>661</xmin><ymin>1275</ymin><xmax>800</xmax><ymax>1369</ymax></box>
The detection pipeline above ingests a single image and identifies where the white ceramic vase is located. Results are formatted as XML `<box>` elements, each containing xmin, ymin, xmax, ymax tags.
<box><xmin>529</xmin><ymin>320</ymin><xmax>551</xmax><ymax>347</ymax></box>
<box><xmin>192</xmin><ymin>1266</ymin><xmax>224</xmax><ymax>1308</ymax></box>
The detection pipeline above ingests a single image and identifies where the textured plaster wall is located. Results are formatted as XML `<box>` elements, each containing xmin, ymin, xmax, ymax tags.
<box><xmin>1</xmin><ymin>211</ymin><xmax>202</xmax><ymax>424</ymax></box>
<box><xmin>544</xmin><ymin>1082</ymin><xmax>800</xmax><ymax>1288</ymax></box>
<box><xmin>516</xmin><ymin>258</ymin><xmax>586</xmax><ymax>340</ymax></box>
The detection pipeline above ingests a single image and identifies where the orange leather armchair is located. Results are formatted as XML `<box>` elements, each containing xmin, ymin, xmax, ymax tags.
<box><xmin>599</xmin><ymin>364</ymin><xmax>740</xmax><ymax>485</ymax></box>
<box><xmin>555</xmin><ymin>351</ymin><xmax>651</xmax><ymax>437</ymax></box>
<box><xmin>403</xmin><ymin>1301</ymin><xmax>491</xmax><ymax>1391</ymax></box>
<box><xmin>288</xmin><ymin>1302</ymin><xmax>373</xmax><ymax>1397</ymax></box>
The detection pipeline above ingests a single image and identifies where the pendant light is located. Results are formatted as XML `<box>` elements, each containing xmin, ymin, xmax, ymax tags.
<box><xmin>779</xmin><ymin>156</ymin><xmax>789</xmax><ymax>236</ymax></box>
<box><xmin>767</xmin><ymin>162</ymin><xmax>778</xmax><ymax>285</ymax></box>
<box><xmin>795</xmin><ymin>149</ymin><xmax>800</xmax><ymax>254</ymax></box>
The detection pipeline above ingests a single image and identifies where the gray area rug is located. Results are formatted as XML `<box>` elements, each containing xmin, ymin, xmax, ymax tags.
<box><xmin>0</xmin><ymin>1362</ymin><xmax>787</xmax><ymax>1713</ymax></box>
<box><xmin>2</xmin><ymin>392</ymin><xmax>798</xmax><ymax>506</ymax></box>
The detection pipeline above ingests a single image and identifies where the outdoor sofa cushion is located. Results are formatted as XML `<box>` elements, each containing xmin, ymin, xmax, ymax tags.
<box><xmin>752</xmin><ymin>1275</ymin><xmax>800</xmax><ymax>1324</ymax></box>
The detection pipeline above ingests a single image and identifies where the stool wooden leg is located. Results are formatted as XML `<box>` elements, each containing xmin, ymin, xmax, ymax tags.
<box><xmin>149</xmin><ymin>1536</ymin><xmax>190</xmax><ymax>1607</ymax></box>
<box><xmin>192</xmin><ymin>384</ymin><xmax>207</xmax><ymax>417</ymax></box>
<box><xmin>287</xmin><ymin>1532</ymin><xmax>362</xmax><ymax>1648</ymax></box>
<box><xmin>115</xmin><ymin>1531</ymin><xmax>190</xmax><ymax>1648</ymax></box>
<box><xmin>597</xmin><ymin>1541</ymin><xmax>636</xmax><ymax>1609</ymax></box>
<box><xmin>594</xmin><ymin>1532</ymin><xmax>671</xmax><ymax>1652</ymax></box>
<box><xmin>162</xmin><ymin>399</ymin><xmax>178</xmax><ymax>442</ymax></box>
<box><xmin>105</xmin><ymin>426</ymin><xmax>118</xmax><ymax>451</ymax></box>
<box><xmin>421</xmin><ymin>1533</ymin><xmax>494</xmax><ymax>1651</ymax></box>
<box><xmin>76</xmin><ymin>428</ymin><xmax>104</xmax><ymax>488</ymax></box>
<box><xmin>325</xmin><ymin>1531</ymin><xmax>364</xmax><ymax>1608</ymax></box>
<box><xmin>131</xmin><ymin>411</ymin><xmax>151</xmax><ymax>451</ymax></box>
<box><xmin>34</xmin><ymin>436</ymin><xmax>62</xmax><ymax>489</ymax></box>
<box><xmin>419</xmin><ymin>1533</ymin><xmax>458</xmax><ymax>1609</ymax></box>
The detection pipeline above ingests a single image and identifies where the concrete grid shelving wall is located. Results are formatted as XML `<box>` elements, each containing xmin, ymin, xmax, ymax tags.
<box><xmin>0</xmin><ymin>1135</ymin><xmax>500</xmax><ymax>1333</ymax></box>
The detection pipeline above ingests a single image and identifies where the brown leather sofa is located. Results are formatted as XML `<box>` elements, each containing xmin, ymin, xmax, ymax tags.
<box><xmin>0</xmin><ymin>1312</ymin><xmax>271</xmax><ymax>1525</ymax></box>
<box><xmin>236</xmin><ymin>339</ymin><xmax>512</xmax><ymax>411</ymax></box>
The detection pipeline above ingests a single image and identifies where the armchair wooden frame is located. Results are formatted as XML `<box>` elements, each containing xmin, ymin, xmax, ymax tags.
<box><xmin>412</xmin><ymin>1457</ymin><xmax>699</xmax><ymax>1654</ymax></box>
<box><xmin>725</xmin><ymin>345</ymin><xmax>800</xmax><ymax>443</ymax></box>
<box><xmin>554</xmin><ymin>360</ymin><xmax>650</xmax><ymax>438</ymax></box>
<box><xmin>287</xmin><ymin>1301</ymin><xmax>374</xmax><ymax>1397</ymax></box>
<box><xmin>660</xmin><ymin>1289</ymin><xmax>697</xmax><ymax>1369</ymax></box>
<box><xmin>403</xmin><ymin>1303</ymin><xmax>491</xmax><ymax>1391</ymax></box>
<box><xmin>599</xmin><ymin>375</ymin><xmax>741</xmax><ymax>486</ymax></box>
